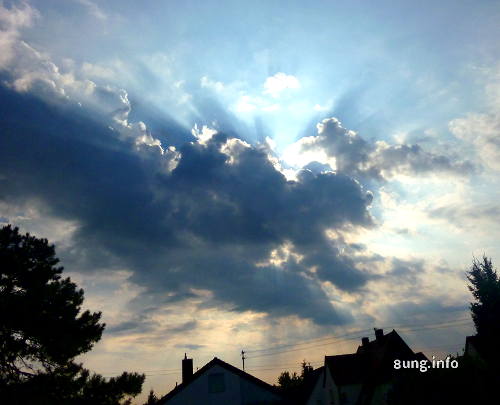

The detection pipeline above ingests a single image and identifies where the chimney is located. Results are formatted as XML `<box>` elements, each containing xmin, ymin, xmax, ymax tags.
<box><xmin>362</xmin><ymin>337</ymin><xmax>369</xmax><ymax>347</ymax></box>
<box><xmin>182</xmin><ymin>353</ymin><xmax>193</xmax><ymax>384</ymax></box>
<box><xmin>375</xmin><ymin>328</ymin><xmax>384</xmax><ymax>341</ymax></box>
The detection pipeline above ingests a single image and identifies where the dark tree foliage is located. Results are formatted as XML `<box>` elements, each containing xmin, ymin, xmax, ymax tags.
<box><xmin>0</xmin><ymin>225</ymin><xmax>104</xmax><ymax>378</ymax></box>
<box><xmin>467</xmin><ymin>256</ymin><xmax>500</xmax><ymax>347</ymax></box>
<box><xmin>277</xmin><ymin>370</ymin><xmax>302</xmax><ymax>391</ymax></box>
<box><xmin>0</xmin><ymin>225</ymin><xmax>145</xmax><ymax>404</ymax></box>
<box><xmin>2</xmin><ymin>362</ymin><xmax>144</xmax><ymax>405</ymax></box>
<box><xmin>389</xmin><ymin>256</ymin><xmax>500</xmax><ymax>404</ymax></box>
<box><xmin>143</xmin><ymin>389</ymin><xmax>158</xmax><ymax>405</ymax></box>
<box><xmin>276</xmin><ymin>360</ymin><xmax>312</xmax><ymax>394</ymax></box>
<box><xmin>387</xmin><ymin>355</ymin><xmax>495</xmax><ymax>405</ymax></box>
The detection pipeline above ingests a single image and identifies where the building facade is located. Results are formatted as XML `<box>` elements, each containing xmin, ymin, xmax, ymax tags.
<box><xmin>158</xmin><ymin>356</ymin><xmax>284</xmax><ymax>405</ymax></box>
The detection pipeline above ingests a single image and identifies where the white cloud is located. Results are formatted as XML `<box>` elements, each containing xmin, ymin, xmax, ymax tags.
<box><xmin>234</xmin><ymin>95</ymin><xmax>258</xmax><ymax>112</ymax></box>
<box><xmin>200</xmin><ymin>76</ymin><xmax>224</xmax><ymax>93</ymax></box>
<box><xmin>0</xmin><ymin>2</ymin><xmax>38</xmax><ymax>67</ymax></box>
<box><xmin>282</xmin><ymin>117</ymin><xmax>475</xmax><ymax>180</ymax></box>
<box><xmin>76</xmin><ymin>0</ymin><xmax>108</xmax><ymax>21</ymax></box>
<box><xmin>0</xmin><ymin>2</ymin><xmax>36</xmax><ymax>28</ymax></box>
<box><xmin>313</xmin><ymin>103</ymin><xmax>329</xmax><ymax>111</ymax></box>
<box><xmin>0</xmin><ymin>6</ymin><xmax>171</xmax><ymax>170</ymax></box>
<box><xmin>449</xmin><ymin>113</ymin><xmax>500</xmax><ymax>171</ymax></box>
<box><xmin>220</xmin><ymin>137</ymin><xmax>251</xmax><ymax>165</ymax></box>
<box><xmin>81</xmin><ymin>62</ymin><xmax>115</xmax><ymax>80</ymax></box>
<box><xmin>263</xmin><ymin>72</ymin><xmax>300</xmax><ymax>98</ymax></box>
<box><xmin>448</xmin><ymin>65</ymin><xmax>500</xmax><ymax>171</ymax></box>
<box><xmin>282</xmin><ymin>136</ymin><xmax>337</xmax><ymax>171</ymax></box>
<box><xmin>191</xmin><ymin>123</ymin><xmax>218</xmax><ymax>145</ymax></box>
<box><xmin>75</xmin><ymin>0</ymin><xmax>107</xmax><ymax>21</ymax></box>
<box><xmin>313</xmin><ymin>100</ymin><xmax>333</xmax><ymax>112</ymax></box>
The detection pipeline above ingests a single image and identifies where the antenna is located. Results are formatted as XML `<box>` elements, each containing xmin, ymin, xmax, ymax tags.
<box><xmin>241</xmin><ymin>350</ymin><xmax>246</xmax><ymax>371</ymax></box>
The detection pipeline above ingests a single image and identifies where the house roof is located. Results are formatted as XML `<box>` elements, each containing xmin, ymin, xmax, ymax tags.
<box><xmin>415</xmin><ymin>352</ymin><xmax>427</xmax><ymax>362</ymax></box>
<box><xmin>303</xmin><ymin>366</ymin><xmax>324</xmax><ymax>397</ymax></box>
<box><xmin>284</xmin><ymin>366</ymin><xmax>325</xmax><ymax>405</ymax></box>
<box><xmin>356</xmin><ymin>329</ymin><xmax>415</xmax><ymax>358</ymax></box>
<box><xmin>358</xmin><ymin>329</ymin><xmax>424</xmax><ymax>374</ymax></box>
<box><xmin>324</xmin><ymin>329</ymin><xmax>425</xmax><ymax>387</ymax></box>
<box><xmin>325</xmin><ymin>354</ymin><xmax>364</xmax><ymax>385</ymax></box>
<box><xmin>465</xmin><ymin>335</ymin><xmax>487</xmax><ymax>360</ymax></box>
<box><xmin>157</xmin><ymin>357</ymin><xmax>283</xmax><ymax>404</ymax></box>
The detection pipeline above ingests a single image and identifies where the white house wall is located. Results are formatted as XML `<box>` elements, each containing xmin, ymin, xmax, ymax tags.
<box><xmin>164</xmin><ymin>364</ymin><xmax>281</xmax><ymax>405</ymax></box>
<box><xmin>306</xmin><ymin>371</ymin><xmax>326</xmax><ymax>405</ymax></box>
<box><xmin>339</xmin><ymin>383</ymin><xmax>362</xmax><ymax>405</ymax></box>
<box><xmin>306</xmin><ymin>367</ymin><xmax>362</xmax><ymax>405</ymax></box>
<box><xmin>369</xmin><ymin>382</ymin><xmax>391</xmax><ymax>405</ymax></box>
<box><xmin>306</xmin><ymin>367</ymin><xmax>341</xmax><ymax>405</ymax></box>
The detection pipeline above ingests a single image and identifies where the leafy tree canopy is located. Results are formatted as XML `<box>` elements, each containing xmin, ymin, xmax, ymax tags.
<box><xmin>276</xmin><ymin>360</ymin><xmax>313</xmax><ymax>395</ymax></box>
<box><xmin>0</xmin><ymin>225</ymin><xmax>145</xmax><ymax>404</ymax></box>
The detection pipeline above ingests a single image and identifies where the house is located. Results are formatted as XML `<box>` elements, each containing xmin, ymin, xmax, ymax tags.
<box><xmin>306</xmin><ymin>329</ymin><xmax>427</xmax><ymax>405</ymax></box>
<box><xmin>281</xmin><ymin>365</ymin><xmax>326</xmax><ymax>405</ymax></box>
<box><xmin>464</xmin><ymin>335</ymin><xmax>487</xmax><ymax>362</ymax></box>
<box><xmin>157</xmin><ymin>354</ymin><xmax>285</xmax><ymax>405</ymax></box>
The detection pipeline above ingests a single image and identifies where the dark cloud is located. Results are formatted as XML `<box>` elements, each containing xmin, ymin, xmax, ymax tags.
<box><xmin>0</xmin><ymin>83</ymin><xmax>374</xmax><ymax>326</ymax></box>
<box><xmin>302</xmin><ymin>161</ymin><xmax>335</xmax><ymax>174</ymax></box>
<box><xmin>174</xmin><ymin>344</ymin><xmax>205</xmax><ymax>351</ymax></box>
<box><xmin>106</xmin><ymin>316</ymin><xmax>198</xmax><ymax>341</ymax></box>
<box><xmin>127</xmin><ymin>96</ymin><xmax>194</xmax><ymax>148</ymax></box>
<box><xmin>386</xmin><ymin>257</ymin><xmax>425</xmax><ymax>283</ymax></box>
<box><xmin>299</xmin><ymin>117</ymin><xmax>476</xmax><ymax>181</ymax></box>
<box><xmin>107</xmin><ymin>320</ymin><xmax>155</xmax><ymax>335</ymax></box>
<box><xmin>372</xmin><ymin>143</ymin><xmax>476</xmax><ymax>177</ymax></box>
<box><xmin>428</xmin><ymin>203</ymin><xmax>500</xmax><ymax>227</ymax></box>
<box><xmin>380</xmin><ymin>300</ymin><xmax>468</xmax><ymax>325</ymax></box>
<box><xmin>167</xmin><ymin>321</ymin><xmax>198</xmax><ymax>334</ymax></box>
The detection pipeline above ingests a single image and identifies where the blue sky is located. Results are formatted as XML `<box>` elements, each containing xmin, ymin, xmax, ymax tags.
<box><xmin>1</xmin><ymin>0</ymin><xmax>499</xmax><ymax>402</ymax></box>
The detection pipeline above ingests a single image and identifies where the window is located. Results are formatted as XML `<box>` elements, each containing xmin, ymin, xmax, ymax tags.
<box><xmin>208</xmin><ymin>373</ymin><xmax>225</xmax><ymax>393</ymax></box>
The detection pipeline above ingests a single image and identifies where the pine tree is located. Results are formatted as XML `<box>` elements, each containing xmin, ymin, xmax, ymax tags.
<box><xmin>467</xmin><ymin>256</ymin><xmax>500</xmax><ymax>343</ymax></box>
<box><xmin>0</xmin><ymin>225</ymin><xmax>145</xmax><ymax>404</ymax></box>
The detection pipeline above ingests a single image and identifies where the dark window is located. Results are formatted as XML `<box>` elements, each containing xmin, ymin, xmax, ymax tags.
<box><xmin>208</xmin><ymin>373</ymin><xmax>225</xmax><ymax>393</ymax></box>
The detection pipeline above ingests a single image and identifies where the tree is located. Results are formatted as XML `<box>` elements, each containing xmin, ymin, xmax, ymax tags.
<box><xmin>276</xmin><ymin>360</ymin><xmax>312</xmax><ymax>395</ymax></box>
<box><xmin>277</xmin><ymin>370</ymin><xmax>302</xmax><ymax>391</ymax></box>
<box><xmin>467</xmin><ymin>255</ymin><xmax>500</xmax><ymax>346</ymax></box>
<box><xmin>0</xmin><ymin>225</ymin><xmax>145</xmax><ymax>403</ymax></box>
<box><xmin>387</xmin><ymin>354</ymin><xmax>493</xmax><ymax>405</ymax></box>
<box><xmin>388</xmin><ymin>256</ymin><xmax>500</xmax><ymax>404</ymax></box>
<box><xmin>143</xmin><ymin>389</ymin><xmax>158</xmax><ymax>405</ymax></box>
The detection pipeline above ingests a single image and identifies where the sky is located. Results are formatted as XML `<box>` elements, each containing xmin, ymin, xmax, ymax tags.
<box><xmin>0</xmin><ymin>0</ymin><xmax>499</xmax><ymax>402</ymax></box>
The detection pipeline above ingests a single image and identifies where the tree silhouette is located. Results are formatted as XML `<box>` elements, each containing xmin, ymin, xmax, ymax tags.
<box><xmin>277</xmin><ymin>370</ymin><xmax>302</xmax><ymax>391</ymax></box>
<box><xmin>276</xmin><ymin>360</ymin><xmax>312</xmax><ymax>395</ymax></box>
<box><xmin>389</xmin><ymin>256</ymin><xmax>500</xmax><ymax>404</ymax></box>
<box><xmin>0</xmin><ymin>224</ymin><xmax>145</xmax><ymax>404</ymax></box>
<box><xmin>143</xmin><ymin>389</ymin><xmax>158</xmax><ymax>405</ymax></box>
<box><xmin>467</xmin><ymin>255</ymin><xmax>500</xmax><ymax>347</ymax></box>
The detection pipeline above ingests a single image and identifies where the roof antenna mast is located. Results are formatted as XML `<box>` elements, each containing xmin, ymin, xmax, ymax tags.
<box><xmin>241</xmin><ymin>350</ymin><xmax>246</xmax><ymax>371</ymax></box>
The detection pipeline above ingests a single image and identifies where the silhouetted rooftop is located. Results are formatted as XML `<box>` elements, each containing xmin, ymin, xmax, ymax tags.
<box><xmin>157</xmin><ymin>357</ymin><xmax>283</xmax><ymax>404</ymax></box>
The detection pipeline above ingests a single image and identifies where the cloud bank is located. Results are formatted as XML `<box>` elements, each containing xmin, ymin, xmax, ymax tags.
<box><xmin>0</xmin><ymin>2</ymin><xmax>480</xmax><ymax>336</ymax></box>
<box><xmin>0</xmin><ymin>79</ymin><xmax>378</xmax><ymax>326</ymax></box>
<box><xmin>286</xmin><ymin>117</ymin><xmax>476</xmax><ymax>181</ymax></box>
